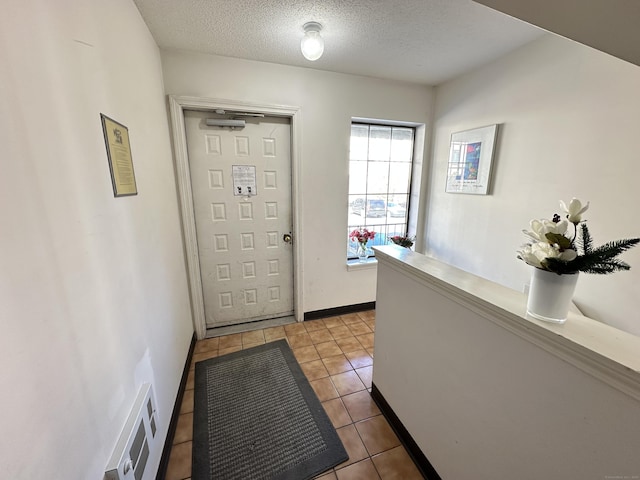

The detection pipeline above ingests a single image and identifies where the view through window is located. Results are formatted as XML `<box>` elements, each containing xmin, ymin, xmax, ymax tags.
<box><xmin>347</xmin><ymin>123</ymin><xmax>414</xmax><ymax>259</ymax></box>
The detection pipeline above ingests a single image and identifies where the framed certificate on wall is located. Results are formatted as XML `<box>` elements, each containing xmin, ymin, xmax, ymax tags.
<box><xmin>101</xmin><ymin>114</ymin><xmax>138</xmax><ymax>197</ymax></box>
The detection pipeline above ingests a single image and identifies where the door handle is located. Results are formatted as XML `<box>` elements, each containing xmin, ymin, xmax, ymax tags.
<box><xmin>283</xmin><ymin>233</ymin><xmax>292</xmax><ymax>244</ymax></box>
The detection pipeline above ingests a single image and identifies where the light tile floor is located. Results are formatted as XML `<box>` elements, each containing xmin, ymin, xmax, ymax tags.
<box><xmin>165</xmin><ymin>310</ymin><xmax>423</xmax><ymax>480</ymax></box>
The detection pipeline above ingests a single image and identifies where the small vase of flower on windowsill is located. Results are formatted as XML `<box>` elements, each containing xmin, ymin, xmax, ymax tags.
<box><xmin>350</xmin><ymin>228</ymin><xmax>376</xmax><ymax>263</ymax></box>
<box><xmin>517</xmin><ymin>198</ymin><xmax>639</xmax><ymax>324</ymax></box>
<box><xmin>389</xmin><ymin>234</ymin><xmax>415</xmax><ymax>249</ymax></box>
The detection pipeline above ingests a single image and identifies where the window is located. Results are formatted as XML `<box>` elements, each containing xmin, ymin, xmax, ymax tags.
<box><xmin>347</xmin><ymin>123</ymin><xmax>415</xmax><ymax>259</ymax></box>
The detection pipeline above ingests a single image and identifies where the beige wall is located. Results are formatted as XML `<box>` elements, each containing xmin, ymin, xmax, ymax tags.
<box><xmin>0</xmin><ymin>1</ymin><xmax>193</xmax><ymax>478</ymax></box>
<box><xmin>426</xmin><ymin>35</ymin><xmax>640</xmax><ymax>335</ymax></box>
<box><xmin>161</xmin><ymin>50</ymin><xmax>434</xmax><ymax>311</ymax></box>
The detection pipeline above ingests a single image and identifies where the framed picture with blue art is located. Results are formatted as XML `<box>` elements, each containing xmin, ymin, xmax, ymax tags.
<box><xmin>445</xmin><ymin>124</ymin><xmax>499</xmax><ymax>195</ymax></box>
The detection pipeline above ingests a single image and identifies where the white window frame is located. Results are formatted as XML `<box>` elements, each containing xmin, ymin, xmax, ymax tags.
<box><xmin>347</xmin><ymin>120</ymin><xmax>419</xmax><ymax>262</ymax></box>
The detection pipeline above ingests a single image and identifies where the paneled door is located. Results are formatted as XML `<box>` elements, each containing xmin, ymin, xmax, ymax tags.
<box><xmin>184</xmin><ymin>110</ymin><xmax>294</xmax><ymax>328</ymax></box>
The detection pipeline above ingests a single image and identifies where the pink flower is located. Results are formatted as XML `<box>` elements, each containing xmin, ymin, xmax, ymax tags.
<box><xmin>349</xmin><ymin>228</ymin><xmax>376</xmax><ymax>245</ymax></box>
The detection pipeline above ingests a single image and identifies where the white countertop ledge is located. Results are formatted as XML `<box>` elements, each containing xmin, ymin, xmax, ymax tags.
<box><xmin>373</xmin><ymin>245</ymin><xmax>640</xmax><ymax>401</ymax></box>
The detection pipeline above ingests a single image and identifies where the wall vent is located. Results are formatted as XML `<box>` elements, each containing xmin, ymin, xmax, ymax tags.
<box><xmin>105</xmin><ymin>383</ymin><xmax>159</xmax><ymax>480</ymax></box>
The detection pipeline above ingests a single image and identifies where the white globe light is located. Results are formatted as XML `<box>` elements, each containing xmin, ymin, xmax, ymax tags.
<box><xmin>301</xmin><ymin>22</ymin><xmax>324</xmax><ymax>61</ymax></box>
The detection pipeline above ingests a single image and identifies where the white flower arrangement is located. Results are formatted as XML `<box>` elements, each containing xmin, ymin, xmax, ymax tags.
<box><xmin>517</xmin><ymin>198</ymin><xmax>639</xmax><ymax>275</ymax></box>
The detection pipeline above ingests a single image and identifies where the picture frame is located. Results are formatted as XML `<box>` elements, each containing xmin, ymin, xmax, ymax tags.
<box><xmin>445</xmin><ymin>124</ymin><xmax>498</xmax><ymax>195</ymax></box>
<box><xmin>101</xmin><ymin>114</ymin><xmax>138</xmax><ymax>197</ymax></box>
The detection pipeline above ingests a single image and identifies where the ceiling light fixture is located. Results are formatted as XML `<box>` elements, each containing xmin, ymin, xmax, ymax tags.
<box><xmin>301</xmin><ymin>22</ymin><xmax>324</xmax><ymax>61</ymax></box>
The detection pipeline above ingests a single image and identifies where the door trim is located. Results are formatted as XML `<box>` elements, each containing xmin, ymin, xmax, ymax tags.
<box><xmin>168</xmin><ymin>95</ymin><xmax>303</xmax><ymax>339</ymax></box>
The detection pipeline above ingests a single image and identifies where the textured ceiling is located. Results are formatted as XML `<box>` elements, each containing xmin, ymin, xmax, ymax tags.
<box><xmin>133</xmin><ymin>0</ymin><xmax>545</xmax><ymax>85</ymax></box>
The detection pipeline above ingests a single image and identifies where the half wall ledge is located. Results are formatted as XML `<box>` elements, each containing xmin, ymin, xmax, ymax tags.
<box><xmin>373</xmin><ymin>245</ymin><xmax>640</xmax><ymax>401</ymax></box>
<box><xmin>372</xmin><ymin>244</ymin><xmax>640</xmax><ymax>480</ymax></box>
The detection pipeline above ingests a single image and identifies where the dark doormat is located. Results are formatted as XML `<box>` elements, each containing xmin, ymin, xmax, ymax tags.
<box><xmin>193</xmin><ymin>339</ymin><xmax>348</xmax><ymax>480</ymax></box>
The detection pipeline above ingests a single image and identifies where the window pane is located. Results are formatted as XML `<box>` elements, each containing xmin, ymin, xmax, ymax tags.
<box><xmin>348</xmin><ymin>195</ymin><xmax>365</xmax><ymax>227</ymax></box>
<box><xmin>350</xmin><ymin>125</ymin><xmax>369</xmax><ymax>160</ymax></box>
<box><xmin>363</xmin><ymin>196</ymin><xmax>387</xmax><ymax>223</ymax></box>
<box><xmin>390</xmin><ymin>128</ymin><xmax>414</xmax><ymax>162</ymax></box>
<box><xmin>387</xmin><ymin>194</ymin><xmax>409</xmax><ymax>223</ymax></box>
<box><xmin>349</xmin><ymin>161</ymin><xmax>367</xmax><ymax>194</ymax></box>
<box><xmin>388</xmin><ymin>162</ymin><xmax>411</xmax><ymax>194</ymax></box>
<box><xmin>366</xmin><ymin>161</ymin><xmax>389</xmax><ymax>194</ymax></box>
<box><xmin>368</xmin><ymin>126</ymin><xmax>391</xmax><ymax>161</ymax></box>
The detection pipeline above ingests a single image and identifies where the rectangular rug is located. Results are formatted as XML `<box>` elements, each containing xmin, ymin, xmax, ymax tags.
<box><xmin>193</xmin><ymin>339</ymin><xmax>348</xmax><ymax>480</ymax></box>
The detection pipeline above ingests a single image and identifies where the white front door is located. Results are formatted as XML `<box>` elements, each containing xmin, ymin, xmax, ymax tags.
<box><xmin>184</xmin><ymin>110</ymin><xmax>294</xmax><ymax>328</ymax></box>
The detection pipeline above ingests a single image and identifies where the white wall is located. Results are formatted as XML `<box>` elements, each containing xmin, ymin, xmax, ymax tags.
<box><xmin>0</xmin><ymin>1</ymin><xmax>193</xmax><ymax>478</ymax></box>
<box><xmin>161</xmin><ymin>51</ymin><xmax>433</xmax><ymax>312</ymax></box>
<box><xmin>426</xmin><ymin>35</ymin><xmax>640</xmax><ymax>335</ymax></box>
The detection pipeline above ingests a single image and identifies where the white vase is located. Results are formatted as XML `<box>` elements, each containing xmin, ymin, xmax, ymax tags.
<box><xmin>527</xmin><ymin>268</ymin><xmax>579</xmax><ymax>324</ymax></box>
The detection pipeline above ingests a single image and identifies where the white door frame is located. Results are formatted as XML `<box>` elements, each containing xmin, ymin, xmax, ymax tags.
<box><xmin>168</xmin><ymin>95</ymin><xmax>304</xmax><ymax>339</ymax></box>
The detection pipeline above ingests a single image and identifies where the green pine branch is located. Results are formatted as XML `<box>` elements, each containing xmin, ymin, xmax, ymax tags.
<box><xmin>576</xmin><ymin>223</ymin><xmax>593</xmax><ymax>255</ymax></box>
<box><xmin>589</xmin><ymin>238</ymin><xmax>640</xmax><ymax>260</ymax></box>
<box><xmin>544</xmin><ymin>225</ymin><xmax>639</xmax><ymax>275</ymax></box>
<box><xmin>579</xmin><ymin>259</ymin><xmax>631</xmax><ymax>275</ymax></box>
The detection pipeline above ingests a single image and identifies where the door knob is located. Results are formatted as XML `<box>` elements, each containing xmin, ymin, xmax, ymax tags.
<box><xmin>283</xmin><ymin>233</ymin><xmax>292</xmax><ymax>244</ymax></box>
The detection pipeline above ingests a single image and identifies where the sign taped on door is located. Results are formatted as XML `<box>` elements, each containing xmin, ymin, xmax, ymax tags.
<box><xmin>232</xmin><ymin>165</ymin><xmax>257</xmax><ymax>196</ymax></box>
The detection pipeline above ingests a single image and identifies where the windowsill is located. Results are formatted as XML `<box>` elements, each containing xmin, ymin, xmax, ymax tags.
<box><xmin>346</xmin><ymin>257</ymin><xmax>378</xmax><ymax>271</ymax></box>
